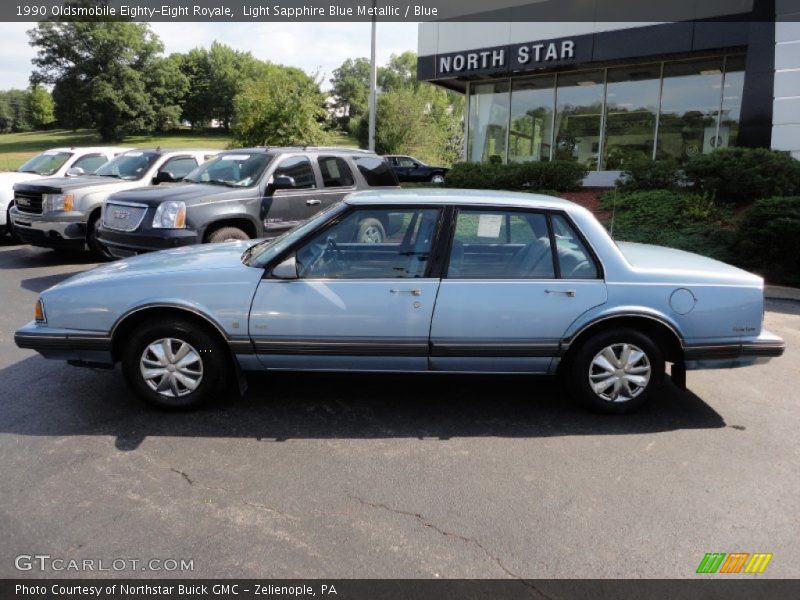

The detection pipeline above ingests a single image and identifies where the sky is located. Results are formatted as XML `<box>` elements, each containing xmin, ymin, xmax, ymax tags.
<box><xmin>0</xmin><ymin>21</ymin><xmax>419</xmax><ymax>91</ymax></box>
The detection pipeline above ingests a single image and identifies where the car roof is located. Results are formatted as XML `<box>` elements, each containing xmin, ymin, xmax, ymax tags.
<box><xmin>345</xmin><ymin>188</ymin><xmax>581</xmax><ymax>211</ymax></box>
<box><xmin>122</xmin><ymin>148</ymin><xmax>219</xmax><ymax>155</ymax></box>
<box><xmin>46</xmin><ymin>146</ymin><xmax>131</xmax><ymax>153</ymax></box>
<box><xmin>218</xmin><ymin>147</ymin><xmax>379</xmax><ymax>156</ymax></box>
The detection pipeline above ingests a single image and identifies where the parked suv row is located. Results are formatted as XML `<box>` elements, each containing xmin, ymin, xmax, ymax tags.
<box><xmin>10</xmin><ymin>149</ymin><xmax>217</xmax><ymax>257</ymax></box>
<box><xmin>98</xmin><ymin>147</ymin><xmax>399</xmax><ymax>258</ymax></box>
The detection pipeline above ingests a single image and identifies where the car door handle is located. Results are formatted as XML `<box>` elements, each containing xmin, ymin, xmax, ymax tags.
<box><xmin>545</xmin><ymin>289</ymin><xmax>576</xmax><ymax>297</ymax></box>
<box><xmin>306</xmin><ymin>199</ymin><xmax>321</xmax><ymax>206</ymax></box>
<box><xmin>391</xmin><ymin>289</ymin><xmax>423</xmax><ymax>296</ymax></box>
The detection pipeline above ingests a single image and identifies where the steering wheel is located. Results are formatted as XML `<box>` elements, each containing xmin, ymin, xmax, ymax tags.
<box><xmin>305</xmin><ymin>236</ymin><xmax>341</xmax><ymax>277</ymax></box>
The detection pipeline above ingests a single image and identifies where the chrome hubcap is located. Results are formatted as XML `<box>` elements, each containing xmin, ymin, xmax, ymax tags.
<box><xmin>589</xmin><ymin>343</ymin><xmax>651</xmax><ymax>403</ymax></box>
<box><xmin>140</xmin><ymin>338</ymin><xmax>203</xmax><ymax>398</ymax></box>
<box><xmin>432</xmin><ymin>175</ymin><xmax>445</xmax><ymax>184</ymax></box>
<box><xmin>361</xmin><ymin>226</ymin><xmax>382</xmax><ymax>243</ymax></box>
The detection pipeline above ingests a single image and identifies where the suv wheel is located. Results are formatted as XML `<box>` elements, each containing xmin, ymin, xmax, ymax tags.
<box><xmin>207</xmin><ymin>226</ymin><xmax>250</xmax><ymax>244</ymax></box>
<box><xmin>87</xmin><ymin>213</ymin><xmax>112</xmax><ymax>259</ymax></box>
<box><xmin>430</xmin><ymin>173</ymin><xmax>445</xmax><ymax>184</ymax></box>
<box><xmin>568</xmin><ymin>328</ymin><xmax>664</xmax><ymax>414</ymax></box>
<box><xmin>357</xmin><ymin>218</ymin><xmax>385</xmax><ymax>243</ymax></box>
<box><xmin>122</xmin><ymin>318</ymin><xmax>230</xmax><ymax>410</ymax></box>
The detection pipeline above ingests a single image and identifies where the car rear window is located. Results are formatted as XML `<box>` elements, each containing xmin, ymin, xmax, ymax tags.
<box><xmin>354</xmin><ymin>157</ymin><xmax>398</xmax><ymax>187</ymax></box>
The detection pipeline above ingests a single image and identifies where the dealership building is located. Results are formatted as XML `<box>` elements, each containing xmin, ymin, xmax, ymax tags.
<box><xmin>417</xmin><ymin>0</ymin><xmax>800</xmax><ymax>185</ymax></box>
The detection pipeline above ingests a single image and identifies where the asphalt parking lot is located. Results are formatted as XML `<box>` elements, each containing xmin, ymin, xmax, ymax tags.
<box><xmin>0</xmin><ymin>237</ymin><xmax>798</xmax><ymax>580</ymax></box>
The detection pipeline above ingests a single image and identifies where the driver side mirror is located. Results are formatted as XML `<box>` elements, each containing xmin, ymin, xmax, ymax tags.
<box><xmin>271</xmin><ymin>175</ymin><xmax>296</xmax><ymax>190</ymax></box>
<box><xmin>65</xmin><ymin>167</ymin><xmax>85</xmax><ymax>177</ymax></box>
<box><xmin>154</xmin><ymin>170</ymin><xmax>176</xmax><ymax>184</ymax></box>
<box><xmin>272</xmin><ymin>256</ymin><xmax>298</xmax><ymax>280</ymax></box>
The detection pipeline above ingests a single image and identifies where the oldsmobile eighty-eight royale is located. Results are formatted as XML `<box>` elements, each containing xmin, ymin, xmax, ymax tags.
<box><xmin>15</xmin><ymin>189</ymin><xmax>784</xmax><ymax>412</ymax></box>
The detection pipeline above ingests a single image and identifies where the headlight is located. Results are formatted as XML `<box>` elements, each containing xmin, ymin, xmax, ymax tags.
<box><xmin>34</xmin><ymin>298</ymin><xmax>46</xmax><ymax>323</ymax></box>
<box><xmin>152</xmin><ymin>201</ymin><xmax>187</xmax><ymax>229</ymax></box>
<box><xmin>43</xmin><ymin>193</ymin><xmax>74</xmax><ymax>212</ymax></box>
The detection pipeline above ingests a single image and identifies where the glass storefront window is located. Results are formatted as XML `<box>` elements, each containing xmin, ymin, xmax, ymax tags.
<box><xmin>553</xmin><ymin>70</ymin><xmax>604</xmax><ymax>168</ymax></box>
<box><xmin>719</xmin><ymin>55</ymin><xmax>745</xmax><ymax>149</ymax></box>
<box><xmin>509</xmin><ymin>75</ymin><xmax>555</xmax><ymax>163</ymax></box>
<box><xmin>467</xmin><ymin>82</ymin><xmax>509</xmax><ymax>163</ymax></box>
<box><xmin>656</xmin><ymin>58</ymin><xmax>725</xmax><ymax>162</ymax></box>
<box><xmin>602</xmin><ymin>64</ymin><xmax>661</xmax><ymax>169</ymax></box>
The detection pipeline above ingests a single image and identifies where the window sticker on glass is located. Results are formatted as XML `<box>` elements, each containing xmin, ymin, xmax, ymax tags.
<box><xmin>224</xmin><ymin>154</ymin><xmax>251</xmax><ymax>161</ymax></box>
<box><xmin>477</xmin><ymin>214</ymin><xmax>503</xmax><ymax>238</ymax></box>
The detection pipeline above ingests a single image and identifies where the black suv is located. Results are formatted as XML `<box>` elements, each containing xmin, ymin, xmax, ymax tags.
<box><xmin>97</xmin><ymin>148</ymin><xmax>399</xmax><ymax>258</ymax></box>
<box><xmin>384</xmin><ymin>155</ymin><xmax>448</xmax><ymax>184</ymax></box>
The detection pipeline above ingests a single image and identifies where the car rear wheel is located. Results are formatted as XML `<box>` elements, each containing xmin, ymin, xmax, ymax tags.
<box><xmin>356</xmin><ymin>218</ymin><xmax>385</xmax><ymax>243</ymax></box>
<box><xmin>87</xmin><ymin>212</ymin><xmax>112</xmax><ymax>260</ymax></box>
<box><xmin>207</xmin><ymin>226</ymin><xmax>250</xmax><ymax>244</ymax></box>
<box><xmin>430</xmin><ymin>173</ymin><xmax>445</xmax><ymax>184</ymax></box>
<box><xmin>122</xmin><ymin>318</ymin><xmax>230</xmax><ymax>410</ymax></box>
<box><xmin>568</xmin><ymin>328</ymin><xmax>664</xmax><ymax>414</ymax></box>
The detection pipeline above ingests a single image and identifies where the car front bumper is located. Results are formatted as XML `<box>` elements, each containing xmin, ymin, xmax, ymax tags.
<box><xmin>15</xmin><ymin>321</ymin><xmax>114</xmax><ymax>368</ymax></box>
<box><xmin>97</xmin><ymin>225</ymin><xmax>200</xmax><ymax>259</ymax></box>
<box><xmin>684</xmin><ymin>329</ymin><xmax>785</xmax><ymax>370</ymax></box>
<box><xmin>10</xmin><ymin>208</ymin><xmax>87</xmax><ymax>250</ymax></box>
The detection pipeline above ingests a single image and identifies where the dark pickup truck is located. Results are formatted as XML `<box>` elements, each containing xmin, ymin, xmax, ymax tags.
<box><xmin>97</xmin><ymin>147</ymin><xmax>399</xmax><ymax>259</ymax></box>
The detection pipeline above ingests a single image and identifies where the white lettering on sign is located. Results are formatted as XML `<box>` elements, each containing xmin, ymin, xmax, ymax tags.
<box><xmin>517</xmin><ymin>40</ymin><xmax>576</xmax><ymax>65</ymax></box>
<box><xmin>438</xmin><ymin>40</ymin><xmax>575</xmax><ymax>75</ymax></box>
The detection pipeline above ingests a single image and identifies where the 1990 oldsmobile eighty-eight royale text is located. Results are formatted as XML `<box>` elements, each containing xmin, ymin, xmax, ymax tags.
<box><xmin>15</xmin><ymin>190</ymin><xmax>784</xmax><ymax>412</ymax></box>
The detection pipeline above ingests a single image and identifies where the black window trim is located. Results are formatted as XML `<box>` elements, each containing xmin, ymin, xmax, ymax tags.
<box><xmin>317</xmin><ymin>155</ymin><xmax>357</xmax><ymax>190</ymax></box>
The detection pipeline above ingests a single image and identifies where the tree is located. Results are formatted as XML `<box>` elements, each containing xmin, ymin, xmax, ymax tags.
<box><xmin>231</xmin><ymin>65</ymin><xmax>328</xmax><ymax>147</ymax></box>
<box><xmin>28</xmin><ymin>21</ymin><xmax>164</xmax><ymax>140</ymax></box>
<box><xmin>177</xmin><ymin>48</ymin><xmax>213</xmax><ymax>127</ymax></box>
<box><xmin>0</xmin><ymin>89</ymin><xmax>32</xmax><ymax>132</ymax></box>
<box><xmin>144</xmin><ymin>54</ymin><xmax>189</xmax><ymax>131</ymax></box>
<box><xmin>27</xmin><ymin>85</ymin><xmax>55</xmax><ymax>128</ymax></box>
<box><xmin>329</xmin><ymin>57</ymin><xmax>371</xmax><ymax>128</ymax></box>
<box><xmin>378</xmin><ymin>51</ymin><xmax>418</xmax><ymax>92</ymax></box>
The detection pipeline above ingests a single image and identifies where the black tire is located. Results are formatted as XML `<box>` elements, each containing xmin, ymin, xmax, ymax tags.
<box><xmin>6</xmin><ymin>204</ymin><xmax>21</xmax><ymax>243</ymax></box>
<box><xmin>567</xmin><ymin>328</ymin><xmax>664</xmax><ymax>414</ymax></box>
<box><xmin>121</xmin><ymin>318</ymin><xmax>231</xmax><ymax>410</ymax></box>
<box><xmin>356</xmin><ymin>218</ymin><xmax>385</xmax><ymax>243</ymax></box>
<box><xmin>87</xmin><ymin>212</ymin><xmax>112</xmax><ymax>260</ymax></box>
<box><xmin>206</xmin><ymin>226</ymin><xmax>250</xmax><ymax>244</ymax></box>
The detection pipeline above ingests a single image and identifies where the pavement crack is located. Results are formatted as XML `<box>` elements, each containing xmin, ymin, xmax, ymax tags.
<box><xmin>170</xmin><ymin>468</ymin><xmax>193</xmax><ymax>486</ymax></box>
<box><xmin>243</xmin><ymin>501</ymin><xmax>299</xmax><ymax>521</ymax></box>
<box><xmin>352</xmin><ymin>496</ymin><xmax>553</xmax><ymax>598</ymax></box>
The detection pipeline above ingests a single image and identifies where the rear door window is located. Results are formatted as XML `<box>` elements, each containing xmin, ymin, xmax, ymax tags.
<box><xmin>354</xmin><ymin>157</ymin><xmax>398</xmax><ymax>187</ymax></box>
<box><xmin>318</xmin><ymin>156</ymin><xmax>355</xmax><ymax>188</ymax></box>
<box><xmin>551</xmin><ymin>214</ymin><xmax>600</xmax><ymax>279</ymax></box>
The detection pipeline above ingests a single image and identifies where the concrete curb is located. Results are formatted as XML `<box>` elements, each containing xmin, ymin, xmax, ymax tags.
<box><xmin>765</xmin><ymin>285</ymin><xmax>800</xmax><ymax>302</ymax></box>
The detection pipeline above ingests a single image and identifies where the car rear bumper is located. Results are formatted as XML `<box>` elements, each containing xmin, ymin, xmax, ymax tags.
<box><xmin>10</xmin><ymin>208</ymin><xmax>87</xmax><ymax>250</ymax></box>
<box><xmin>684</xmin><ymin>329</ymin><xmax>785</xmax><ymax>370</ymax></box>
<box><xmin>97</xmin><ymin>225</ymin><xmax>200</xmax><ymax>259</ymax></box>
<box><xmin>15</xmin><ymin>321</ymin><xmax>114</xmax><ymax>367</ymax></box>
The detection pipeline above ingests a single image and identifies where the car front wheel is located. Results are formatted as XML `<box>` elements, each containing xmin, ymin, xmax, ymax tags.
<box><xmin>568</xmin><ymin>328</ymin><xmax>664</xmax><ymax>414</ymax></box>
<box><xmin>430</xmin><ymin>173</ymin><xmax>445</xmax><ymax>184</ymax></box>
<box><xmin>122</xmin><ymin>318</ymin><xmax>231</xmax><ymax>410</ymax></box>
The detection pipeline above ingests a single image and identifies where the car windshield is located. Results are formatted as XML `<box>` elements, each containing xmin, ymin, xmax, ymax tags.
<box><xmin>94</xmin><ymin>151</ymin><xmax>160</xmax><ymax>180</ymax></box>
<box><xmin>242</xmin><ymin>202</ymin><xmax>348</xmax><ymax>268</ymax></box>
<box><xmin>18</xmin><ymin>151</ymin><xmax>72</xmax><ymax>175</ymax></box>
<box><xmin>184</xmin><ymin>153</ymin><xmax>271</xmax><ymax>187</ymax></box>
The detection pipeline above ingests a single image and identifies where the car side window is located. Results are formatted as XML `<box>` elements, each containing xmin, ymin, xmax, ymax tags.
<box><xmin>160</xmin><ymin>157</ymin><xmax>198</xmax><ymax>180</ymax></box>
<box><xmin>448</xmin><ymin>209</ymin><xmax>555</xmax><ymax>279</ymax></box>
<box><xmin>72</xmin><ymin>154</ymin><xmax>107</xmax><ymax>174</ymax></box>
<box><xmin>295</xmin><ymin>208</ymin><xmax>440</xmax><ymax>279</ymax></box>
<box><xmin>398</xmin><ymin>157</ymin><xmax>417</xmax><ymax>168</ymax></box>
<box><xmin>318</xmin><ymin>156</ymin><xmax>355</xmax><ymax>188</ymax></box>
<box><xmin>273</xmin><ymin>156</ymin><xmax>317</xmax><ymax>189</ymax></box>
<box><xmin>354</xmin><ymin>157</ymin><xmax>398</xmax><ymax>186</ymax></box>
<box><xmin>551</xmin><ymin>214</ymin><xmax>600</xmax><ymax>279</ymax></box>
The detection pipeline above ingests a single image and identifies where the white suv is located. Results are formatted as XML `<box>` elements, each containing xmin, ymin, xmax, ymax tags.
<box><xmin>1</xmin><ymin>147</ymin><xmax>130</xmax><ymax>236</ymax></box>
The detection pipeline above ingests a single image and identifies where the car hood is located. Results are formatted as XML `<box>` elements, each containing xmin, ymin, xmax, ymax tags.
<box><xmin>13</xmin><ymin>175</ymin><xmax>136</xmax><ymax>194</ymax></box>
<box><xmin>52</xmin><ymin>240</ymin><xmax>261</xmax><ymax>289</ymax></box>
<box><xmin>0</xmin><ymin>171</ymin><xmax>45</xmax><ymax>186</ymax></box>
<box><xmin>107</xmin><ymin>183</ymin><xmax>251</xmax><ymax>207</ymax></box>
<box><xmin>616</xmin><ymin>241</ymin><xmax>762</xmax><ymax>285</ymax></box>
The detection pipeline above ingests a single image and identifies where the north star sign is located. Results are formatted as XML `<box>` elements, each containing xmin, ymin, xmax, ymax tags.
<box><xmin>437</xmin><ymin>39</ymin><xmax>579</xmax><ymax>76</ymax></box>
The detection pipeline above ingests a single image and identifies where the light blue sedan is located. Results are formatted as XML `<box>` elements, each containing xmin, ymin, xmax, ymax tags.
<box><xmin>15</xmin><ymin>190</ymin><xmax>785</xmax><ymax>412</ymax></box>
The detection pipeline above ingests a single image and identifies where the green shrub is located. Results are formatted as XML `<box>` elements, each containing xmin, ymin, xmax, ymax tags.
<box><xmin>600</xmin><ymin>190</ymin><xmax>734</xmax><ymax>261</ymax></box>
<box><xmin>615</xmin><ymin>159</ymin><xmax>684</xmax><ymax>192</ymax></box>
<box><xmin>684</xmin><ymin>148</ymin><xmax>800</xmax><ymax>205</ymax></box>
<box><xmin>735</xmin><ymin>196</ymin><xmax>800</xmax><ymax>286</ymax></box>
<box><xmin>444</xmin><ymin>160</ymin><xmax>587</xmax><ymax>193</ymax></box>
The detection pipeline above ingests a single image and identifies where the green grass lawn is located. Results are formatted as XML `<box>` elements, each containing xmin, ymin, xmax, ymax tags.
<box><xmin>0</xmin><ymin>128</ymin><xmax>363</xmax><ymax>171</ymax></box>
